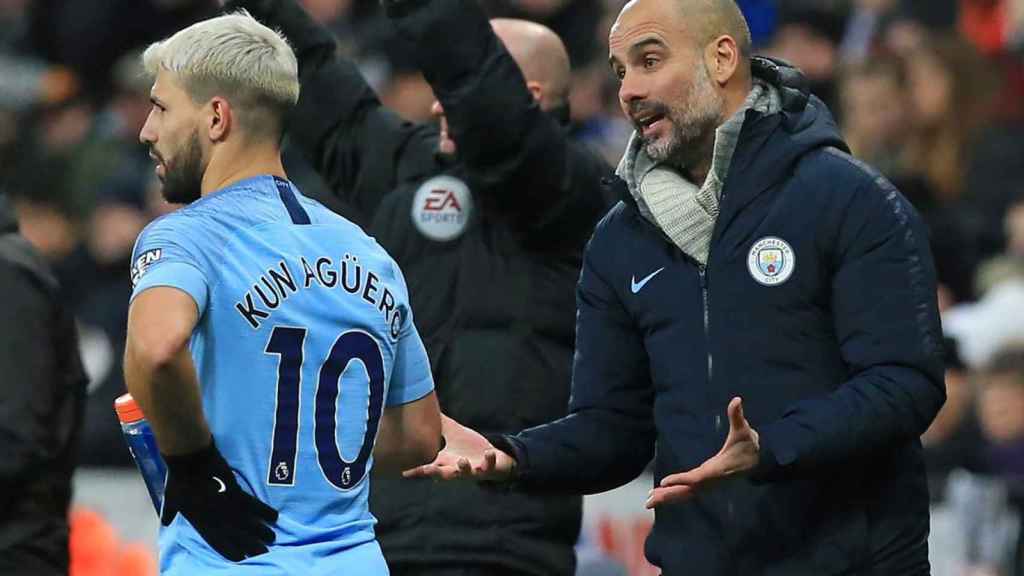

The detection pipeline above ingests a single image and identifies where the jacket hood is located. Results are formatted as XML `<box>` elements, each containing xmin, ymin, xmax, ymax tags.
<box><xmin>711</xmin><ymin>57</ymin><xmax>847</xmax><ymax>218</ymax></box>
<box><xmin>736</xmin><ymin>57</ymin><xmax>847</xmax><ymax>177</ymax></box>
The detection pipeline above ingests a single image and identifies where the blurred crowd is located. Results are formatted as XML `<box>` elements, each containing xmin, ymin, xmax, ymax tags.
<box><xmin>3</xmin><ymin>0</ymin><xmax>1024</xmax><ymax>574</ymax></box>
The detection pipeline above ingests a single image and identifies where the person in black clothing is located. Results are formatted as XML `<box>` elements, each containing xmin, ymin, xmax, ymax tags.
<box><xmin>0</xmin><ymin>193</ymin><xmax>87</xmax><ymax>575</ymax></box>
<box><xmin>412</xmin><ymin>0</ymin><xmax>945</xmax><ymax>574</ymax></box>
<box><xmin>221</xmin><ymin>0</ymin><xmax>611</xmax><ymax>574</ymax></box>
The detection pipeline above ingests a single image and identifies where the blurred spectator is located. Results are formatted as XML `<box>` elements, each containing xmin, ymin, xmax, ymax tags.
<box><xmin>6</xmin><ymin>47</ymin><xmax>161</xmax><ymax>467</ymax></box>
<box><xmin>1012</xmin><ymin>0</ymin><xmax>1024</xmax><ymax>50</ymax></box>
<box><xmin>978</xmin><ymin>348</ymin><xmax>1024</xmax><ymax>463</ymax></box>
<box><xmin>947</xmin><ymin>468</ymin><xmax>1022</xmax><ymax>576</ymax></box>
<box><xmin>8</xmin><ymin>196</ymin><xmax>79</xmax><ymax>262</ymax></box>
<box><xmin>762</xmin><ymin>1</ymin><xmax>848</xmax><ymax>114</ymax></box>
<box><xmin>26</xmin><ymin>0</ymin><xmax>217</xmax><ymax>104</ymax></box>
<box><xmin>567</xmin><ymin>60</ymin><xmax>632</xmax><ymax>165</ymax></box>
<box><xmin>839</xmin><ymin>54</ymin><xmax>908</xmax><ymax>175</ymax></box>
<box><xmin>839</xmin><ymin>0</ymin><xmax>898</xmax><ymax>63</ymax></box>
<box><xmin>922</xmin><ymin>337</ymin><xmax>986</xmax><ymax>502</ymax></box>
<box><xmin>0</xmin><ymin>192</ymin><xmax>88</xmax><ymax>575</ymax></box>
<box><xmin>481</xmin><ymin>0</ymin><xmax>603</xmax><ymax>68</ymax></box>
<box><xmin>881</xmin><ymin>0</ymin><xmax>959</xmax><ymax>55</ymax></box>
<box><xmin>961</xmin><ymin>124</ymin><xmax>1024</xmax><ymax>262</ymax></box>
<box><xmin>966</xmin><ymin>346</ymin><xmax>1024</xmax><ymax>575</ymax></box>
<box><xmin>960</xmin><ymin>0</ymin><xmax>1011</xmax><ymax>56</ymax></box>
<box><xmin>1006</xmin><ymin>195</ymin><xmax>1024</xmax><ymax>257</ymax></box>
<box><xmin>894</xmin><ymin>0</ymin><xmax>960</xmax><ymax>31</ymax></box>
<box><xmin>836</xmin><ymin>49</ymin><xmax>983</xmax><ymax>305</ymax></box>
<box><xmin>562</xmin><ymin>0</ymin><xmax>634</xmax><ymax>165</ymax></box>
<box><xmin>903</xmin><ymin>34</ymin><xmax>999</xmax><ymax>202</ymax></box>
<box><xmin>0</xmin><ymin>0</ymin><xmax>78</xmax><ymax>112</ymax></box>
<box><xmin>944</xmin><ymin>257</ymin><xmax>1024</xmax><ymax>369</ymax></box>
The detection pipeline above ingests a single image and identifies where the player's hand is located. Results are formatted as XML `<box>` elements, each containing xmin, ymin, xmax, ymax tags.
<box><xmin>402</xmin><ymin>415</ymin><xmax>517</xmax><ymax>481</ymax></box>
<box><xmin>161</xmin><ymin>440</ymin><xmax>278</xmax><ymax>561</ymax></box>
<box><xmin>646</xmin><ymin>397</ymin><xmax>759</xmax><ymax>509</ymax></box>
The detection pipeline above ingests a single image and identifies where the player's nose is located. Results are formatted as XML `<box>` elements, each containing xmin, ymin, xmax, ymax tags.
<box><xmin>139</xmin><ymin>110</ymin><xmax>157</xmax><ymax>145</ymax></box>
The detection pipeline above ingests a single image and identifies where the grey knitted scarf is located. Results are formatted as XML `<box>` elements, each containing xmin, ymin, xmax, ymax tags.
<box><xmin>615</xmin><ymin>80</ymin><xmax>781</xmax><ymax>265</ymax></box>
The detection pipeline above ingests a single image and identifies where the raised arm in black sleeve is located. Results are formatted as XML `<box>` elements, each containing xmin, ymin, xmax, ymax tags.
<box><xmin>386</xmin><ymin>0</ymin><xmax>608</xmax><ymax>247</ymax></box>
<box><xmin>227</xmin><ymin>0</ymin><xmax>440</xmax><ymax>219</ymax></box>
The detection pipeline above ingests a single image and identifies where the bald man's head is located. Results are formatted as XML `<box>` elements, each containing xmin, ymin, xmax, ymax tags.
<box><xmin>678</xmin><ymin>0</ymin><xmax>752</xmax><ymax>59</ymax></box>
<box><xmin>490</xmin><ymin>18</ymin><xmax>571</xmax><ymax>110</ymax></box>
<box><xmin>608</xmin><ymin>0</ymin><xmax>753</xmax><ymax>171</ymax></box>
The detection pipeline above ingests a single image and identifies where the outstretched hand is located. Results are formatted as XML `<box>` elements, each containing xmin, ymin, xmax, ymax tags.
<box><xmin>402</xmin><ymin>415</ymin><xmax>517</xmax><ymax>482</ymax></box>
<box><xmin>646</xmin><ymin>397</ymin><xmax>760</xmax><ymax>509</ymax></box>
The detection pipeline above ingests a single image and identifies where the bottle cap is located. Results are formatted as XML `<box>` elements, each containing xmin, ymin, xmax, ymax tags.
<box><xmin>114</xmin><ymin>394</ymin><xmax>145</xmax><ymax>424</ymax></box>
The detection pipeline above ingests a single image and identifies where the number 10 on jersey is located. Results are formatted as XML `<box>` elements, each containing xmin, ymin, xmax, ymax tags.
<box><xmin>264</xmin><ymin>326</ymin><xmax>386</xmax><ymax>490</ymax></box>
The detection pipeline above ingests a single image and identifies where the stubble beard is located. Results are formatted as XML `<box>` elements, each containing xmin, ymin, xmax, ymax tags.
<box><xmin>642</xmin><ymin>64</ymin><xmax>725</xmax><ymax>169</ymax></box>
<box><xmin>159</xmin><ymin>130</ymin><xmax>205</xmax><ymax>205</ymax></box>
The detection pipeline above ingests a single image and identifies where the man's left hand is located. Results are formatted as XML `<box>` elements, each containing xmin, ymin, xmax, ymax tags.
<box><xmin>646</xmin><ymin>397</ymin><xmax>760</xmax><ymax>509</ymax></box>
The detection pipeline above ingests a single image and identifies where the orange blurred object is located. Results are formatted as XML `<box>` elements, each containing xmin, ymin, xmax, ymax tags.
<box><xmin>69</xmin><ymin>507</ymin><xmax>157</xmax><ymax>576</ymax></box>
<box><xmin>116</xmin><ymin>543</ymin><xmax>158</xmax><ymax>576</ymax></box>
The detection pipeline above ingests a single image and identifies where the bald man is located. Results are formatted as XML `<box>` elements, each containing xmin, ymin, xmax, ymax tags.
<box><xmin>223</xmin><ymin>0</ymin><xmax>610</xmax><ymax>574</ymax></box>
<box><xmin>431</xmin><ymin>18</ymin><xmax>571</xmax><ymax>155</ymax></box>
<box><xmin>412</xmin><ymin>0</ymin><xmax>945</xmax><ymax>574</ymax></box>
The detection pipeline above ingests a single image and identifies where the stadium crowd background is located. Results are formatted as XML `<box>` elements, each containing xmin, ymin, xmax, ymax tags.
<box><xmin>2</xmin><ymin>0</ymin><xmax>1024</xmax><ymax>574</ymax></box>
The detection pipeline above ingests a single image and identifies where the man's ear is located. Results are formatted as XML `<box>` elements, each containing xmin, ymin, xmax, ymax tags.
<box><xmin>207</xmin><ymin>97</ymin><xmax>232</xmax><ymax>142</ymax></box>
<box><xmin>706</xmin><ymin>35</ymin><xmax>740</xmax><ymax>86</ymax></box>
<box><xmin>525</xmin><ymin>80</ymin><xmax>544</xmax><ymax>104</ymax></box>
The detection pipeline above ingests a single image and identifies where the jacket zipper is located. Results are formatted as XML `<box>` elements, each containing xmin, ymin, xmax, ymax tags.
<box><xmin>629</xmin><ymin>208</ymin><xmax>723</xmax><ymax>431</ymax></box>
<box><xmin>699</xmin><ymin>265</ymin><xmax>720</xmax><ymax>432</ymax></box>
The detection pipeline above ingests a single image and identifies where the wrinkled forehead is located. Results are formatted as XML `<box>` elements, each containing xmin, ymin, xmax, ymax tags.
<box><xmin>609</xmin><ymin>0</ymin><xmax>688</xmax><ymax>60</ymax></box>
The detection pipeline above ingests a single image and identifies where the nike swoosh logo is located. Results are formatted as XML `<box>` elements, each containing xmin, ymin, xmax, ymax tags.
<box><xmin>212</xmin><ymin>476</ymin><xmax>227</xmax><ymax>494</ymax></box>
<box><xmin>631</xmin><ymin>267</ymin><xmax>665</xmax><ymax>294</ymax></box>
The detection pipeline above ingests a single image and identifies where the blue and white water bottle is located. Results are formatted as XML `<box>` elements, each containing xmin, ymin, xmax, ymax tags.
<box><xmin>115</xmin><ymin>393</ymin><xmax>167</xmax><ymax>513</ymax></box>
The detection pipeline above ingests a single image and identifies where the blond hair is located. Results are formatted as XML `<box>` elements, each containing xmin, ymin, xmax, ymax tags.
<box><xmin>142</xmin><ymin>10</ymin><xmax>299</xmax><ymax>139</ymax></box>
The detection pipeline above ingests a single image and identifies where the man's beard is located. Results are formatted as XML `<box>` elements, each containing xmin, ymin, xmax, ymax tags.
<box><xmin>158</xmin><ymin>130</ymin><xmax>204</xmax><ymax>205</ymax></box>
<box><xmin>637</xmin><ymin>63</ymin><xmax>725</xmax><ymax>167</ymax></box>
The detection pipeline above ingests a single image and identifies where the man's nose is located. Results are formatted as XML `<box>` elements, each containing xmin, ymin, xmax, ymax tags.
<box><xmin>618</xmin><ymin>73</ymin><xmax>647</xmax><ymax>107</ymax></box>
<box><xmin>139</xmin><ymin>110</ymin><xmax>156</xmax><ymax>145</ymax></box>
<box><xmin>430</xmin><ymin>101</ymin><xmax>444</xmax><ymax>118</ymax></box>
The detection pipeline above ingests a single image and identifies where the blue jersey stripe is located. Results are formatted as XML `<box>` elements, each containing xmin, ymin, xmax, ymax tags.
<box><xmin>274</xmin><ymin>177</ymin><xmax>311</xmax><ymax>225</ymax></box>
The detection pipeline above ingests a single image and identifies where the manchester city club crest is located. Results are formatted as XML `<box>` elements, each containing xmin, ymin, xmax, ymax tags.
<box><xmin>747</xmin><ymin>237</ymin><xmax>795</xmax><ymax>286</ymax></box>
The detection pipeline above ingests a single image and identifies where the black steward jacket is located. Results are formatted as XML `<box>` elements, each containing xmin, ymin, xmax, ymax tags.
<box><xmin>0</xmin><ymin>196</ymin><xmax>87</xmax><ymax>576</ymax></box>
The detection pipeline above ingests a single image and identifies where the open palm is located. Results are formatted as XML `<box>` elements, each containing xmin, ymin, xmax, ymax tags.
<box><xmin>403</xmin><ymin>415</ymin><xmax>516</xmax><ymax>481</ymax></box>
<box><xmin>646</xmin><ymin>397</ymin><xmax>760</xmax><ymax>508</ymax></box>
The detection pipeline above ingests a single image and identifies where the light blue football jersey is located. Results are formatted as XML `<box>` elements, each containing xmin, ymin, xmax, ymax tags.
<box><xmin>129</xmin><ymin>175</ymin><xmax>434</xmax><ymax>575</ymax></box>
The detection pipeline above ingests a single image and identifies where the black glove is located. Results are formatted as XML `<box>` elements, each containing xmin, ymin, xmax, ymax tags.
<box><xmin>161</xmin><ymin>440</ymin><xmax>278</xmax><ymax>561</ymax></box>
